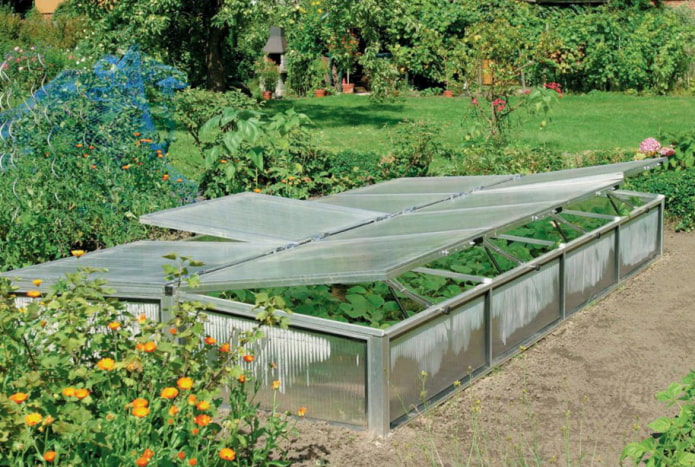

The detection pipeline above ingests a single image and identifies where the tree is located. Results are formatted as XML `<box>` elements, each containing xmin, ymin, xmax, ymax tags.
<box><xmin>66</xmin><ymin>0</ymin><xmax>276</xmax><ymax>90</ymax></box>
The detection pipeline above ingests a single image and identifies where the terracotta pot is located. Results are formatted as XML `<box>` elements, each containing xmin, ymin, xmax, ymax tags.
<box><xmin>442</xmin><ymin>90</ymin><xmax>453</xmax><ymax>98</ymax></box>
<box><xmin>262</xmin><ymin>90</ymin><xmax>272</xmax><ymax>100</ymax></box>
<box><xmin>314</xmin><ymin>89</ymin><xmax>326</xmax><ymax>98</ymax></box>
<box><xmin>342</xmin><ymin>83</ymin><xmax>355</xmax><ymax>94</ymax></box>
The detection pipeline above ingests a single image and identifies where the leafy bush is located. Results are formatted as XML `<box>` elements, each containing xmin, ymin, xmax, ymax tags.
<box><xmin>622</xmin><ymin>371</ymin><xmax>695</xmax><ymax>466</ymax></box>
<box><xmin>0</xmin><ymin>259</ymin><xmax>291</xmax><ymax>465</ymax></box>
<box><xmin>626</xmin><ymin>167</ymin><xmax>695</xmax><ymax>231</ymax></box>
<box><xmin>0</xmin><ymin>45</ymin><xmax>70</xmax><ymax>107</ymax></box>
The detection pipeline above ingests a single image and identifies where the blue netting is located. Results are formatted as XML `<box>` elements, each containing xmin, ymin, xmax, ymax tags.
<box><xmin>0</xmin><ymin>46</ymin><xmax>194</xmax><ymax>197</ymax></box>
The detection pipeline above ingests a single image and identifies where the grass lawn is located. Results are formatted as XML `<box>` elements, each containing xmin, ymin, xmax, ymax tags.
<box><xmin>167</xmin><ymin>92</ymin><xmax>695</xmax><ymax>179</ymax></box>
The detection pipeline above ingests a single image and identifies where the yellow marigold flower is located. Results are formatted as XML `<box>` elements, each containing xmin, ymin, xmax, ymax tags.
<box><xmin>143</xmin><ymin>341</ymin><xmax>157</xmax><ymax>353</ymax></box>
<box><xmin>74</xmin><ymin>388</ymin><xmax>90</xmax><ymax>400</ymax></box>
<box><xmin>177</xmin><ymin>377</ymin><xmax>193</xmax><ymax>390</ymax></box>
<box><xmin>161</xmin><ymin>387</ymin><xmax>178</xmax><ymax>399</ymax></box>
<box><xmin>96</xmin><ymin>358</ymin><xmax>115</xmax><ymax>371</ymax></box>
<box><xmin>195</xmin><ymin>400</ymin><xmax>210</xmax><ymax>411</ymax></box>
<box><xmin>193</xmin><ymin>414</ymin><xmax>211</xmax><ymax>426</ymax></box>
<box><xmin>26</xmin><ymin>290</ymin><xmax>41</xmax><ymax>298</ymax></box>
<box><xmin>62</xmin><ymin>387</ymin><xmax>76</xmax><ymax>397</ymax></box>
<box><xmin>132</xmin><ymin>406</ymin><xmax>150</xmax><ymax>418</ymax></box>
<box><xmin>32</xmin><ymin>279</ymin><xmax>43</xmax><ymax>286</ymax></box>
<box><xmin>219</xmin><ymin>343</ymin><xmax>230</xmax><ymax>353</ymax></box>
<box><xmin>219</xmin><ymin>448</ymin><xmax>236</xmax><ymax>461</ymax></box>
<box><xmin>204</xmin><ymin>336</ymin><xmax>216</xmax><ymax>345</ymax></box>
<box><xmin>70</xmin><ymin>249</ymin><xmax>86</xmax><ymax>257</ymax></box>
<box><xmin>131</xmin><ymin>398</ymin><xmax>148</xmax><ymax>408</ymax></box>
<box><xmin>298</xmin><ymin>407</ymin><xmax>307</xmax><ymax>417</ymax></box>
<box><xmin>107</xmin><ymin>321</ymin><xmax>120</xmax><ymax>331</ymax></box>
<box><xmin>272</xmin><ymin>380</ymin><xmax>281</xmax><ymax>390</ymax></box>
<box><xmin>253</xmin><ymin>188</ymin><xmax>262</xmax><ymax>193</ymax></box>
<box><xmin>168</xmin><ymin>405</ymin><xmax>179</xmax><ymax>416</ymax></box>
<box><xmin>25</xmin><ymin>412</ymin><xmax>43</xmax><ymax>426</ymax></box>
<box><xmin>43</xmin><ymin>451</ymin><xmax>57</xmax><ymax>462</ymax></box>
<box><xmin>9</xmin><ymin>392</ymin><xmax>28</xmax><ymax>404</ymax></box>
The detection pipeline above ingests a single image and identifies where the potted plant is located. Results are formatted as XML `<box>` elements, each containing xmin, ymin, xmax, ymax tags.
<box><xmin>310</xmin><ymin>57</ymin><xmax>329</xmax><ymax>97</ymax></box>
<box><xmin>329</xmin><ymin>30</ymin><xmax>360</xmax><ymax>93</ymax></box>
<box><xmin>257</xmin><ymin>58</ymin><xmax>279</xmax><ymax>99</ymax></box>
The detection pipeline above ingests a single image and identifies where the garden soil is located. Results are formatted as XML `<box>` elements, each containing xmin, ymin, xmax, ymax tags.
<box><xmin>283</xmin><ymin>227</ymin><xmax>695</xmax><ymax>466</ymax></box>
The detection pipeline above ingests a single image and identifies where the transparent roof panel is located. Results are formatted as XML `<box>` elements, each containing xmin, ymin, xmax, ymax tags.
<box><xmin>2</xmin><ymin>241</ymin><xmax>271</xmax><ymax>288</ymax></box>
<box><xmin>313</xmin><ymin>193</ymin><xmax>458</xmax><ymax>213</ymax></box>
<box><xmin>140</xmin><ymin>192</ymin><xmax>384</xmax><ymax>243</ymax></box>
<box><xmin>331</xmin><ymin>175</ymin><xmax>513</xmax><ymax>195</ymax></box>
<box><xmin>193</xmin><ymin>231</ymin><xmax>486</xmax><ymax>290</ymax></box>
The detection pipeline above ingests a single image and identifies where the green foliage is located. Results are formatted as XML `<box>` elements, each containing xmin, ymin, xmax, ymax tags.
<box><xmin>622</xmin><ymin>371</ymin><xmax>695</xmax><ymax>466</ymax></box>
<box><xmin>626</xmin><ymin>166</ymin><xmax>695</xmax><ymax>231</ymax></box>
<box><xmin>0</xmin><ymin>45</ymin><xmax>70</xmax><ymax>108</ymax></box>
<box><xmin>436</xmin><ymin>144</ymin><xmax>567</xmax><ymax>176</ymax></box>
<box><xmin>661</xmin><ymin>127</ymin><xmax>695</xmax><ymax>171</ymax></box>
<box><xmin>380</xmin><ymin>119</ymin><xmax>441</xmax><ymax>178</ymax></box>
<box><xmin>256</xmin><ymin>58</ymin><xmax>280</xmax><ymax>92</ymax></box>
<box><xmin>0</xmin><ymin>261</ymin><xmax>291</xmax><ymax>465</ymax></box>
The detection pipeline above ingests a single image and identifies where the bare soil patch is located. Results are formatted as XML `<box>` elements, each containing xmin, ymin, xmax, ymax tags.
<box><xmin>283</xmin><ymin>227</ymin><xmax>695</xmax><ymax>466</ymax></box>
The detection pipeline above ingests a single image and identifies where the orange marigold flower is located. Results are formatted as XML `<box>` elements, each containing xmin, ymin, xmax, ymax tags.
<box><xmin>71</xmin><ymin>249</ymin><xmax>86</xmax><ymax>257</ymax></box>
<box><xmin>161</xmin><ymin>387</ymin><xmax>178</xmax><ymax>399</ymax></box>
<box><xmin>76</xmin><ymin>143</ymin><xmax>83</xmax><ymax>148</ymax></box>
<box><xmin>62</xmin><ymin>387</ymin><xmax>76</xmax><ymax>397</ymax></box>
<box><xmin>243</xmin><ymin>354</ymin><xmax>254</xmax><ymax>363</ymax></box>
<box><xmin>204</xmin><ymin>336</ymin><xmax>216</xmax><ymax>345</ymax></box>
<box><xmin>253</xmin><ymin>188</ymin><xmax>262</xmax><ymax>193</ymax></box>
<box><xmin>43</xmin><ymin>415</ymin><xmax>55</xmax><ymax>426</ymax></box>
<box><xmin>40</xmin><ymin>320</ymin><xmax>47</xmax><ymax>328</ymax></box>
<box><xmin>108</xmin><ymin>321</ymin><xmax>120</xmax><ymax>330</ymax></box>
<box><xmin>32</xmin><ymin>279</ymin><xmax>43</xmax><ymax>286</ymax></box>
<box><xmin>237</xmin><ymin>374</ymin><xmax>246</xmax><ymax>383</ymax></box>
<box><xmin>43</xmin><ymin>451</ymin><xmax>57</xmax><ymax>462</ymax></box>
<box><xmin>132</xmin><ymin>406</ymin><xmax>150</xmax><ymax>418</ymax></box>
<box><xmin>272</xmin><ymin>380</ymin><xmax>281</xmax><ymax>390</ymax></box>
<box><xmin>176</xmin><ymin>178</ymin><xmax>183</xmax><ymax>183</ymax></box>
<box><xmin>219</xmin><ymin>343</ymin><xmax>230</xmax><ymax>353</ymax></box>
<box><xmin>131</xmin><ymin>398</ymin><xmax>149</xmax><ymax>408</ymax></box>
<box><xmin>25</xmin><ymin>412</ymin><xmax>42</xmax><ymax>426</ymax></box>
<box><xmin>191</xmin><ymin>428</ymin><xmax>199</xmax><ymax>435</ymax></box>
<box><xmin>168</xmin><ymin>405</ymin><xmax>179</xmax><ymax>416</ymax></box>
<box><xmin>169</xmin><ymin>327</ymin><xmax>177</xmax><ymax>335</ymax></box>
<box><xmin>188</xmin><ymin>459</ymin><xmax>197</xmax><ymax>466</ymax></box>
<box><xmin>89</xmin><ymin>145</ymin><xmax>95</xmax><ymax>150</ymax></box>
<box><xmin>177</xmin><ymin>452</ymin><xmax>186</xmax><ymax>460</ymax></box>
<box><xmin>134</xmin><ymin>132</ymin><xmax>141</xmax><ymax>137</ymax></box>
<box><xmin>143</xmin><ymin>341</ymin><xmax>157</xmax><ymax>353</ymax></box>
<box><xmin>195</xmin><ymin>400</ymin><xmax>210</xmax><ymax>411</ymax></box>
<box><xmin>219</xmin><ymin>448</ymin><xmax>236</xmax><ymax>461</ymax></box>
<box><xmin>96</xmin><ymin>358</ymin><xmax>115</xmax><ymax>371</ymax></box>
<box><xmin>193</xmin><ymin>414</ymin><xmax>211</xmax><ymax>426</ymax></box>
<box><xmin>177</xmin><ymin>377</ymin><xmax>193</xmax><ymax>390</ymax></box>
<box><xmin>26</xmin><ymin>290</ymin><xmax>41</xmax><ymax>298</ymax></box>
<box><xmin>142</xmin><ymin>449</ymin><xmax>154</xmax><ymax>459</ymax></box>
<box><xmin>187</xmin><ymin>394</ymin><xmax>197</xmax><ymax>405</ymax></box>
<box><xmin>298</xmin><ymin>407</ymin><xmax>307</xmax><ymax>417</ymax></box>
<box><xmin>220</xmin><ymin>159</ymin><xmax>227</xmax><ymax>164</ymax></box>
<box><xmin>136</xmin><ymin>314</ymin><xmax>147</xmax><ymax>324</ymax></box>
<box><xmin>74</xmin><ymin>388</ymin><xmax>90</xmax><ymax>400</ymax></box>
<box><xmin>135</xmin><ymin>456</ymin><xmax>149</xmax><ymax>467</ymax></box>
<box><xmin>167</xmin><ymin>418</ymin><xmax>174</xmax><ymax>425</ymax></box>
<box><xmin>9</xmin><ymin>392</ymin><xmax>28</xmax><ymax>404</ymax></box>
<box><xmin>122</xmin><ymin>164</ymin><xmax>130</xmax><ymax>170</ymax></box>
<box><xmin>162</xmin><ymin>174</ymin><xmax>169</xmax><ymax>181</ymax></box>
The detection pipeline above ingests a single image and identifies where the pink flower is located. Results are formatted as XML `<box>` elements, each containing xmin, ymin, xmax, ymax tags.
<box><xmin>544</xmin><ymin>82</ymin><xmax>563</xmax><ymax>95</ymax></box>
<box><xmin>639</xmin><ymin>138</ymin><xmax>661</xmax><ymax>155</ymax></box>
<box><xmin>492</xmin><ymin>98</ymin><xmax>506</xmax><ymax>112</ymax></box>
<box><xmin>522</xmin><ymin>89</ymin><xmax>531</xmax><ymax>95</ymax></box>
<box><xmin>659</xmin><ymin>147</ymin><xmax>675</xmax><ymax>157</ymax></box>
<box><xmin>471</xmin><ymin>97</ymin><xmax>478</xmax><ymax>106</ymax></box>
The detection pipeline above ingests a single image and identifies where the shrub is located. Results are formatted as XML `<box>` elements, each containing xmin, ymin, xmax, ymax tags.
<box><xmin>0</xmin><ymin>258</ymin><xmax>291</xmax><ymax>465</ymax></box>
<box><xmin>626</xmin><ymin>167</ymin><xmax>695</xmax><ymax>231</ymax></box>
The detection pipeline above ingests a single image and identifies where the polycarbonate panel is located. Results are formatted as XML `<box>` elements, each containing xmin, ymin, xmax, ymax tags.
<box><xmin>419</xmin><ymin>174</ymin><xmax>623</xmax><ymax>213</ymax></box>
<box><xmin>492</xmin><ymin>261</ymin><xmax>560</xmax><ymax>358</ymax></box>
<box><xmin>195</xmin><ymin>231</ymin><xmax>470</xmax><ymax>290</ymax></box>
<box><xmin>492</xmin><ymin>158</ymin><xmax>664</xmax><ymax>188</ymax></box>
<box><xmin>315</xmin><ymin>193</ymin><xmax>456</xmax><ymax>213</ymax></box>
<box><xmin>389</xmin><ymin>297</ymin><xmax>486</xmax><ymax>422</ymax></box>
<box><xmin>202</xmin><ymin>311</ymin><xmax>367</xmax><ymax>426</ymax></box>
<box><xmin>619</xmin><ymin>210</ymin><xmax>660</xmax><ymax>277</ymax></box>
<box><xmin>334</xmin><ymin>175</ymin><xmax>513</xmax><ymax>195</ymax></box>
<box><xmin>565</xmin><ymin>232</ymin><xmax>617</xmax><ymax>314</ymax></box>
<box><xmin>2</xmin><ymin>241</ymin><xmax>271</xmax><ymax>289</ymax></box>
<box><xmin>141</xmin><ymin>192</ymin><xmax>384</xmax><ymax>242</ymax></box>
<box><xmin>331</xmin><ymin>204</ymin><xmax>549</xmax><ymax>241</ymax></box>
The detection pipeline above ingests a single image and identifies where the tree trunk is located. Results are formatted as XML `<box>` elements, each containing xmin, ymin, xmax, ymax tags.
<box><xmin>206</xmin><ymin>25</ymin><xmax>228</xmax><ymax>91</ymax></box>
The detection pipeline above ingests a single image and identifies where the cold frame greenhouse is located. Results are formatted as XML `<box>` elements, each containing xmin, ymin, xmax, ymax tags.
<box><xmin>4</xmin><ymin>158</ymin><xmax>665</xmax><ymax>435</ymax></box>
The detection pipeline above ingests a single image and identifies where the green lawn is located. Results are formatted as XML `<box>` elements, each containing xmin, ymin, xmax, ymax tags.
<box><xmin>167</xmin><ymin>92</ymin><xmax>695</xmax><ymax>179</ymax></box>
